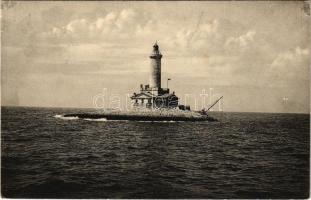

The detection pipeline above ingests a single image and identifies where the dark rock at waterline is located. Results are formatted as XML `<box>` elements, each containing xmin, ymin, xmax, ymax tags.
<box><xmin>63</xmin><ymin>112</ymin><xmax>218</xmax><ymax>122</ymax></box>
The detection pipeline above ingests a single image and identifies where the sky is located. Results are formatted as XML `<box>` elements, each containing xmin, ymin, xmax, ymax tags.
<box><xmin>1</xmin><ymin>1</ymin><xmax>310</xmax><ymax>113</ymax></box>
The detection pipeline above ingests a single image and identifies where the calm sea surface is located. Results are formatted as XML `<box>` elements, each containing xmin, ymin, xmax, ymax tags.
<box><xmin>1</xmin><ymin>106</ymin><xmax>309</xmax><ymax>198</ymax></box>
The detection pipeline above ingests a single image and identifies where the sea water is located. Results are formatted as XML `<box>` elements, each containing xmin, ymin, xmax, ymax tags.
<box><xmin>1</xmin><ymin>106</ymin><xmax>309</xmax><ymax>198</ymax></box>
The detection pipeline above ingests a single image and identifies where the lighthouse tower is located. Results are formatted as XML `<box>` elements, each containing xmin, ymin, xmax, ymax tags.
<box><xmin>149</xmin><ymin>42</ymin><xmax>162</xmax><ymax>92</ymax></box>
<box><xmin>130</xmin><ymin>42</ymin><xmax>179</xmax><ymax>108</ymax></box>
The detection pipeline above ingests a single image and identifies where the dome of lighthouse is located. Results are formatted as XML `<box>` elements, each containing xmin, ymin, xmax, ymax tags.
<box><xmin>150</xmin><ymin>42</ymin><xmax>162</xmax><ymax>58</ymax></box>
<box><xmin>153</xmin><ymin>42</ymin><xmax>159</xmax><ymax>50</ymax></box>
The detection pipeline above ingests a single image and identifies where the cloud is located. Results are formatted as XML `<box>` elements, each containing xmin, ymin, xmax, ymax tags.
<box><xmin>165</xmin><ymin>19</ymin><xmax>220</xmax><ymax>54</ymax></box>
<box><xmin>163</xmin><ymin>19</ymin><xmax>263</xmax><ymax>86</ymax></box>
<box><xmin>225</xmin><ymin>30</ymin><xmax>256</xmax><ymax>51</ymax></box>
<box><xmin>270</xmin><ymin>47</ymin><xmax>310</xmax><ymax>81</ymax></box>
<box><xmin>272</xmin><ymin>47</ymin><xmax>309</xmax><ymax>67</ymax></box>
<box><xmin>164</xmin><ymin>18</ymin><xmax>258</xmax><ymax>59</ymax></box>
<box><xmin>6</xmin><ymin>5</ymin><xmax>310</xmax><ymax>88</ymax></box>
<box><xmin>42</xmin><ymin>8</ymin><xmax>151</xmax><ymax>43</ymax></box>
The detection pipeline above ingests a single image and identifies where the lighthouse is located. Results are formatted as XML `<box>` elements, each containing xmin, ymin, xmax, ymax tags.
<box><xmin>130</xmin><ymin>42</ymin><xmax>179</xmax><ymax>109</ymax></box>
<box><xmin>149</xmin><ymin>42</ymin><xmax>162</xmax><ymax>90</ymax></box>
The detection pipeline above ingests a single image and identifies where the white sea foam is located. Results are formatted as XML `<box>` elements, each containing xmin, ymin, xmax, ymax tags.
<box><xmin>83</xmin><ymin>118</ymin><xmax>108</xmax><ymax>122</ymax></box>
<box><xmin>54</xmin><ymin>115</ymin><xmax>79</xmax><ymax>120</ymax></box>
<box><xmin>54</xmin><ymin>114</ymin><xmax>179</xmax><ymax>122</ymax></box>
<box><xmin>136</xmin><ymin>120</ymin><xmax>178</xmax><ymax>123</ymax></box>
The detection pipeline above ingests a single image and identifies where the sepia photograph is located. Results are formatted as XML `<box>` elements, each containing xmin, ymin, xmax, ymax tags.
<box><xmin>1</xmin><ymin>0</ymin><xmax>310</xmax><ymax>198</ymax></box>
